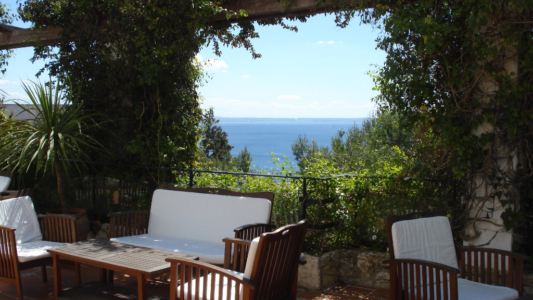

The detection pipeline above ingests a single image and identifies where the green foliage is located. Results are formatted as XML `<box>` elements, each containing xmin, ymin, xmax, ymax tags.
<box><xmin>171</xmin><ymin>154</ymin><xmax>456</xmax><ymax>255</ymax></box>
<box><xmin>334</xmin><ymin>0</ymin><xmax>533</xmax><ymax>258</ymax></box>
<box><xmin>0</xmin><ymin>79</ymin><xmax>107</xmax><ymax>212</ymax></box>
<box><xmin>18</xmin><ymin>0</ymin><xmax>306</xmax><ymax>183</ymax></box>
<box><xmin>291</xmin><ymin>135</ymin><xmax>331</xmax><ymax>171</ymax></box>
<box><xmin>200</xmin><ymin>108</ymin><xmax>233</xmax><ymax>163</ymax></box>
<box><xmin>233</xmin><ymin>146</ymin><xmax>252</xmax><ymax>172</ymax></box>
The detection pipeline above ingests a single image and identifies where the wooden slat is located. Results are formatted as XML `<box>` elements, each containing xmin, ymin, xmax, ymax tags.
<box><xmin>508</xmin><ymin>256</ymin><xmax>513</xmax><ymax>288</ymax></box>
<box><xmin>494</xmin><ymin>253</ymin><xmax>499</xmax><ymax>286</ymax></box>
<box><xmin>480</xmin><ymin>251</ymin><xmax>485</xmax><ymax>283</ymax></box>
<box><xmin>487</xmin><ymin>252</ymin><xmax>492</xmax><ymax>285</ymax></box>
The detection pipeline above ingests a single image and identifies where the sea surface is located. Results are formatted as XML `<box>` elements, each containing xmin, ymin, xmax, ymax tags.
<box><xmin>218</xmin><ymin>118</ymin><xmax>365</xmax><ymax>171</ymax></box>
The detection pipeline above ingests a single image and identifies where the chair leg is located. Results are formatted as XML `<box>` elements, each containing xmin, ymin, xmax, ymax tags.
<box><xmin>15</xmin><ymin>278</ymin><xmax>23</xmax><ymax>300</ymax></box>
<box><xmin>42</xmin><ymin>265</ymin><xmax>48</xmax><ymax>282</ymax></box>
<box><xmin>75</xmin><ymin>262</ymin><xmax>81</xmax><ymax>285</ymax></box>
<box><xmin>108</xmin><ymin>270</ymin><xmax>114</xmax><ymax>284</ymax></box>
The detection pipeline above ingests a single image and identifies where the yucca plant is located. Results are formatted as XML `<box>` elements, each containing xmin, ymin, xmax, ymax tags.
<box><xmin>0</xmin><ymin>79</ymin><xmax>107</xmax><ymax>213</ymax></box>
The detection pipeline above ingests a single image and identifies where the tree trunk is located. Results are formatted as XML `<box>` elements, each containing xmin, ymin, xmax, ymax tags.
<box><xmin>54</xmin><ymin>155</ymin><xmax>69</xmax><ymax>214</ymax></box>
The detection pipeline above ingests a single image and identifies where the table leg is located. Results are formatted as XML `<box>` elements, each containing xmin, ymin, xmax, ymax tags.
<box><xmin>53</xmin><ymin>254</ymin><xmax>62</xmax><ymax>299</ymax></box>
<box><xmin>138</xmin><ymin>274</ymin><xmax>147</xmax><ymax>300</ymax></box>
<box><xmin>100</xmin><ymin>268</ymin><xmax>108</xmax><ymax>283</ymax></box>
<box><xmin>74</xmin><ymin>262</ymin><xmax>81</xmax><ymax>285</ymax></box>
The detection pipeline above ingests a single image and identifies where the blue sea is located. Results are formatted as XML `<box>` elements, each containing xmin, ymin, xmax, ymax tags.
<box><xmin>218</xmin><ymin>118</ymin><xmax>365</xmax><ymax>171</ymax></box>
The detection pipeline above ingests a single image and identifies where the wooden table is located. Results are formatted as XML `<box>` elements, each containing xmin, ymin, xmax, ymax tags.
<box><xmin>48</xmin><ymin>239</ymin><xmax>196</xmax><ymax>300</ymax></box>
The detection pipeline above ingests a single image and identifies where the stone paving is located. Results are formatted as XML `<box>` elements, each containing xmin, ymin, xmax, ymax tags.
<box><xmin>0</xmin><ymin>266</ymin><xmax>390</xmax><ymax>300</ymax></box>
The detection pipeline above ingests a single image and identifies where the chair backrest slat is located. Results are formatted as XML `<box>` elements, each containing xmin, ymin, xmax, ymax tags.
<box><xmin>0</xmin><ymin>226</ymin><xmax>19</xmax><ymax>279</ymax></box>
<box><xmin>249</xmin><ymin>220</ymin><xmax>308</xmax><ymax>300</ymax></box>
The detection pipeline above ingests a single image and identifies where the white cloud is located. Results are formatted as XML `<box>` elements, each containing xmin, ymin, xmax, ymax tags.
<box><xmin>241</xmin><ymin>74</ymin><xmax>250</xmax><ymax>78</ymax></box>
<box><xmin>0</xmin><ymin>79</ymin><xmax>25</xmax><ymax>86</ymax></box>
<box><xmin>317</xmin><ymin>41</ymin><xmax>335</xmax><ymax>45</ymax></box>
<box><xmin>277</xmin><ymin>95</ymin><xmax>302</xmax><ymax>100</ymax></box>
<box><xmin>195</xmin><ymin>54</ymin><xmax>228</xmax><ymax>72</ymax></box>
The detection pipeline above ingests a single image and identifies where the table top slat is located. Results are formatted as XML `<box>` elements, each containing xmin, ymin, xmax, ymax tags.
<box><xmin>48</xmin><ymin>239</ymin><xmax>194</xmax><ymax>274</ymax></box>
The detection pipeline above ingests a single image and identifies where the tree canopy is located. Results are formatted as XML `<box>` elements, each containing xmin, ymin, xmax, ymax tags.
<box><xmin>335</xmin><ymin>0</ymin><xmax>533</xmax><ymax>252</ymax></box>
<box><xmin>16</xmin><ymin>0</ymin><xmax>301</xmax><ymax>182</ymax></box>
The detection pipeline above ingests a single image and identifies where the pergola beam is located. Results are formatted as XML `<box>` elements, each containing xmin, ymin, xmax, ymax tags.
<box><xmin>0</xmin><ymin>0</ymin><xmax>370</xmax><ymax>50</ymax></box>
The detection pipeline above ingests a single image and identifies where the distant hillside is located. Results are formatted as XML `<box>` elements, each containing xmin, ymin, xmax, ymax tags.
<box><xmin>218</xmin><ymin>117</ymin><xmax>367</xmax><ymax>123</ymax></box>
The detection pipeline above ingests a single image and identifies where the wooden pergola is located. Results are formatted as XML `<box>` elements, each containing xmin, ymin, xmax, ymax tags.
<box><xmin>0</xmin><ymin>0</ymin><xmax>370</xmax><ymax>50</ymax></box>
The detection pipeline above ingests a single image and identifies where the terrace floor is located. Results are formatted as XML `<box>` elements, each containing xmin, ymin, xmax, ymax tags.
<box><xmin>0</xmin><ymin>265</ymin><xmax>390</xmax><ymax>300</ymax></box>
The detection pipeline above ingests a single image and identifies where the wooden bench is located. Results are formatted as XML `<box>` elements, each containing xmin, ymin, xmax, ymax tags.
<box><xmin>108</xmin><ymin>186</ymin><xmax>275</xmax><ymax>265</ymax></box>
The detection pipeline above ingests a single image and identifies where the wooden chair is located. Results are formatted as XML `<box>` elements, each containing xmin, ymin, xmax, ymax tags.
<box><xmin>0</xmin><ymin>196</ymin><xmax>79</xmax><ymax>300</ymax></box>
<box><xmin>109</xmin><ymin>184</ymin><xmax>276</xmax><ymax>240</ymax></box>
<box><xmin>384</xmin><ymin>211</ymin><xmax>528</xmax><ymax>300</ymax></box>
<box><xmin>165</xmin><ymin>219</ymin><xmax>309</xmax><ymax>300</ymax></box>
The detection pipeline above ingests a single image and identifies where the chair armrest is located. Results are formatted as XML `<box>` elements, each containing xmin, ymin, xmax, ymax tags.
<box><xmin>165</xmin><ymin>256</ymin><xmax>257</xmax><ymax>300</ymax></box>
<box><xmin>459</xmin><ymin>246</ymin><xmax>528</xmax><ymax>295</ymax></box>
<box><xmin>223</xmin><ymin>238</ymin><xmax>252</xmax><ymax>272</ymax></box>
<box><xmin>38</xmin><ymin>215</ymin><xmax>78</xmax><ymax>243</ymax></box>
<box><xmin>384</xmin><ymin>258</ymin><xmax>460</xmax><ymax>300</ymax></box>
<box><xmin>107</xmin><ymin>211</ymin><xmax>150</xmax><ymax>238</ymax></box>
<box><xmin>234</xmin><ymin>223</ymin><xmax>276</xmax><ymax>240</ymax></box>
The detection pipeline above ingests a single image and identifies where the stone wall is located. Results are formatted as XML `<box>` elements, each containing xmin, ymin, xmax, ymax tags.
<box><xmin>525</xmin><ymin>273</ymin><xmax>533</xmax><ymax>295</ymax></box>
<box><xmin>298</xmin><ymin>249</ymin><xmax>389</xmax><ymax>291</ymax></box>
<box><xmin>298</xmin><ymin>249</ymin><xmax>533</xmax><ymax>294</ymax></box>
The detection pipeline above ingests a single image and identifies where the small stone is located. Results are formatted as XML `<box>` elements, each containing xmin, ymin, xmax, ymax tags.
<box><xmin>374</xmin><ymin>271</ymin><xmax>390</xmax><ymax>288</ymax></box>
<box><xmin>523</xmin><ymin>272</ymin><xmax>533</xmax><ymax>286</ymax></box>
<box><xmin>100</xmin><ymin>223</ymin><xmax>110</xmax><ymax>234</ymax></box>
<box><xmin>95</xmin><ymin>229</ymin><xmax>109</xmax><ymax>240</ymax></box>
<box><xmin>298</xmin><ymin>253</ymin><xmax>322</xmax><ymax>291</ymax></box>
<box><xmin>322</xmin><ymin>274</ymin><xmax>336</xmax><ymax>287</ymax></box>
<box><xmin>524</xmin><ymin>286</ymin><xmax>533</xmax><ymax>295</ymax></box>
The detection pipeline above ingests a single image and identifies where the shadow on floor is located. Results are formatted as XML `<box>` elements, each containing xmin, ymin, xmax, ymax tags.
<box><xmin>0</xmin><ymin>266</ymin><xmax>390</xmax><ymax>300</ymax></box>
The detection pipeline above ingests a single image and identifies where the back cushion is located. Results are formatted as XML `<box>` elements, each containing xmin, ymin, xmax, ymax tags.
<box><xmin>0</xmin><ymin>176</ymin><xmax>11</xmax><ymax>192</ymax></box>
<box><xmin>0</xmin><ymin>196</ymin><xmax>42</xmax><ymax>244</ymax></box>
<box><xmin>243</xmin><ymin>237</ymin><xmax>260</xmax><ymax>279</ymax></box>
<box><xmin>148</xmin><ymin>189</ymin><xmax>271</xmax><ymax>243</ymax></box>
<box><xmin>392</xmin><ymin>216</ymin><xmax>458</xmax><ymax>269</ymax></box>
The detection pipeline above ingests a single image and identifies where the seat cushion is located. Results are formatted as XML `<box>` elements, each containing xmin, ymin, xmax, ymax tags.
<box><xmin>17</xmin><ymin>240</ymin><xmax>66</xmax><ymax>263</ymax></box>
<box><xmin>392</xmin><ymin>216</ymin><xmax>458</xmax><ymax>269</ymax></box>
<box><xmin>178</xmin><ymin>270</ymin><xmax>245</xmax><ymax>300</ymax></box>
<box><xmin>458</xmin><ymin>279</ymin><xmax>518</xmax><ymax>300</ymax></box>
<box><xmin>111</xmin><ymin>234</ymin><xmax>226</xmax><ymax>264</ymax></box>
<box><xmin>0</xmin><ymin>196</ymin><xmax>42</xmax><ymax>244</ymax></box>
<box><xmin>408</xmin><ymin>278</ymin><xmax>518</xmax><ymax>300</ymax></box>
<box><xmin>148</xmin><ymin>189</ymin><xmax>272</xmax><ymax>244</ymax></box>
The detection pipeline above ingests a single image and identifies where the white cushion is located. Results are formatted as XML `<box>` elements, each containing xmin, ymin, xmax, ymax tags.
<box><xmin>148</xmin><ymin>189</ymin><xmax>271</xmax><ymax>245</ymax></box>
<box><xmin>176</xmin><ymin>237</ymin><xmax>260</xmax><ymax>300</ymax></box>
<box><xmin>17</xmin><ymin>240</ymin><xmax>66</xmax><ymax>263</ymax></box>
<box><xmin>0</xmin><ymin>196</ymin><xmax>42</xmax><ymax>244</ymax></box>
<box><xmin>111</xmin><ymin>234</ymin><xmax>226</xmax><ymax>264</ymax></box>
<box><xmin>0</xmin><ymin>176</ymin><xmax>10</xmax><ymax>192</ymax></box>
<box><xmin>410</xmin><ymin>278</ymin><xmax>519</xmax><ymax>300</ymax></box>
<box><xmin>457</xmin><ymin>278</ymin><xmax>518</xmax><ymax>300</ymax></box>
<box><xmin>243</xmin><ymin>237</ymin><xmax>260</xmax><ymax>279</ymax></box>
<box><xmin>392</xmin><ymin>216</ymin><xmax>458</xmax><ymax>269</ymax></box>
<box><xmin>178</xmin><ymin>270</ymin><xmax>245</xmax><ymax>300</ymax></box>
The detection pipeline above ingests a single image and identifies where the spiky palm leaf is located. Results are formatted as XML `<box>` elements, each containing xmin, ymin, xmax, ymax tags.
<box><xmin>0</xmin><ymin>79</ymin><xmax>107</xmax><ymax>212</ymax></box>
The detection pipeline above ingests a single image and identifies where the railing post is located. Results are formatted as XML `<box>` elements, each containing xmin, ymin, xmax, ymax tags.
<box><xmin>301</xmin><ymin>178</ymin><xmax>307</xmax><ymax>220</ymax></box>
<box><xmin>188</xmin><ymin>170</ymin><xmax>194</xmax><ymax>188</ymax></box>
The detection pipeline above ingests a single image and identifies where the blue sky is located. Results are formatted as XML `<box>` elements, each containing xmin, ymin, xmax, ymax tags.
<box><xmin>1</xmin><ymin>1</ymin><xmax>385</xmax><ymax>118</ymax></box>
